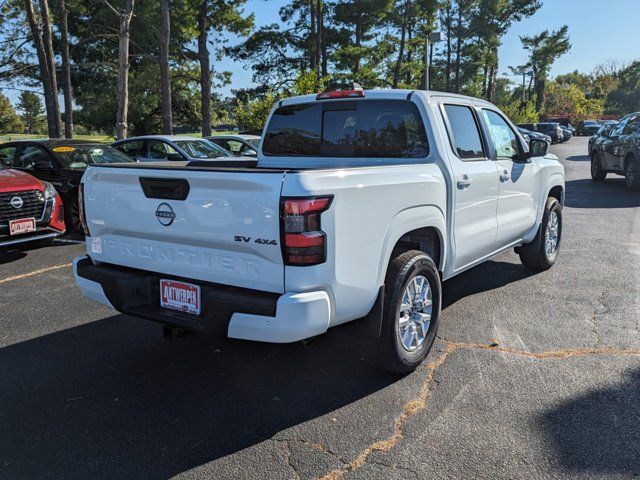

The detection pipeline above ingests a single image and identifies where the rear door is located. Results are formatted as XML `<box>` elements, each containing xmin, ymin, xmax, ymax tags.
<box><xmin>440</xmin><ymin>102</ymin><xmax>500</xmax><ymax>271</ymax></box>
<box><xmin>83</xmin><ymin>166</ymin><xmax>286</xmax><ymax>293</ymax></box>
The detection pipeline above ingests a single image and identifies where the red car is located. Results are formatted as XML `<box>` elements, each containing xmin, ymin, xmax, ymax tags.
<box><xmin>0</xmin><ymin>163</ymin><xmax>65</xmax><ymax>248</ymax></box>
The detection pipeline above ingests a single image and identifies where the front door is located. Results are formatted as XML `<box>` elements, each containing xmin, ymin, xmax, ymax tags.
<box><xmin>602</xmin><ymin>116</ymin><xmax>632</xmax><ymax>171</ymax></box>
<box><xmin>440</xmin><ymin>102</ymin><xmax>500</xmax><ymax>271</ymax></box>
<box><xmin>480</xmin><ymin>109</ymin><xmax>539</xmax><ymax>249</ymax></box>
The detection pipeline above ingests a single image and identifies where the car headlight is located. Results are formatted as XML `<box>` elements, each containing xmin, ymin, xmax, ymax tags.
<box><xmin>42</xmin><ymin>181</ymin><xmax>58</xmax><ymax>200</ymax></box>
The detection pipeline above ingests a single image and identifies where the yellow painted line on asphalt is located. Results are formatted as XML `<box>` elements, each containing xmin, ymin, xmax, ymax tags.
<box><xmin>0</xmin><ymin>263</ymin><xmax>73</xmax><ymax>285</ymax></box>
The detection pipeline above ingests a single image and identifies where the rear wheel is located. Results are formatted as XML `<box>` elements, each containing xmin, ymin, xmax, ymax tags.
<box><xmin>591</xmin><ymin>152</ymin><xmax>607</xmax><ymax>181</ymax></box>
<box><xmin>376</xmin><ymin>250</ymin><xmax>441</xmax><ymax>374</ymax></box>
<box><xmin>625</xmin><ymin>156</ymin><xmax>640</xmax><ymax>190</ymax></box>
<box><xmin>517</xmin><ymin>197</ymin><xmax>562</xmax><ymax>271</ymax></box>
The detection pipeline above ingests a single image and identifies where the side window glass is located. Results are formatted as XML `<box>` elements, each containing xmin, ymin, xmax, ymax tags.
<box><xmin>443</xmin><ymin>104</ymin><xmax>485</xmax><ymax>160</ymax></box>
<box><xmin>0</xmin><ymin>146</ymin><xmax>17</xmax><ymax>166</ymax></box>
<box><xmin>17</xmin><ymin>146</ymin><xmax>50</xmax><ymax>170</ymax></box>
<box><xmin>481</xmin><ymin>109</ymin><xmax>521</xmax><ymax>161</ymax></box>
<box><xmin>611</xmin><ymin>118</ymin><xmax>628</xmax><ymax>137</ymax></box>
<box><xmin>623</xmin><ymin>116</ymin><xmax>640</xmax><ymax>135</ymax></box>
<box><xmin>147</xmin><ymin>141</ymin><xmax>178</xmax><ymax>159</ymax></box>
<box><xmin>117</xmin><ymin>140</ymin><xmax>144</xmax><ymax>157</ymax></box>
<box><xmin>225</xmin><ymin>140</ymin><xmax>243</xmax><ymax>153</ymax></box>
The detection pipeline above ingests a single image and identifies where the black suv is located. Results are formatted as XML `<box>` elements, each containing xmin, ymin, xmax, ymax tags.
<box><xmin>0</xmin><ymin>139</ymin><xmax>134</xmax><ymax>230</ymax></box>
<box><xmin>590</xmin><ymin>112</ymin><xmax>640</xmax><ymax>190</ymax></box>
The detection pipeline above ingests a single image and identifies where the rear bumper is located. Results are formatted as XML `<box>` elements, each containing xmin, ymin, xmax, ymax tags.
<box><xmin>73</xmin><ymin>256</ymin><xmax>331</xmax><ymax>343</ymax></box>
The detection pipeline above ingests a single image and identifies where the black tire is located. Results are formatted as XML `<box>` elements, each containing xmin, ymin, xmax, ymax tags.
<box><xmin>376</xmin><ymin>250</ymin><xmax>441</xmax><ymax>374</ymax></box>
<box><xmin>591</xmin><ymin>152</ymin><xmax>607</xmax><ymax>181</ymax></box>
<box><xmin>624</xmin><ymin>156</ymin><xmax>640</xmax><ymax>191</ymax></box>
<box><xmin>64</xmin><ymin>191</ymin><xmax>83</xmax><ymax>233</ymax></box>
<box><xmin>517</xmin><ymin>197</ymin><xmax>562</xmax><ymax>271</ymax></box>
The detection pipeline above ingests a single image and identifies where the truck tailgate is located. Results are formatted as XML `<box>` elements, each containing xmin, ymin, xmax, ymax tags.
<box><xmin>82</xmin><ymin>166</ymin><xmax>286</xmax><ymax>293</ymax></box>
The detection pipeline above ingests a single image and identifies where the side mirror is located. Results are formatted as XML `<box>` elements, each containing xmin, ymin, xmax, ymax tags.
<box><xmin>34</xmin><ymin>158</ymin><xmax>55</xmax><ymax>171</ymax></box>
<box><xmin>527</xmin><ymin>139</ymin><xmax>549</xmax><ymax>159</ymax></box>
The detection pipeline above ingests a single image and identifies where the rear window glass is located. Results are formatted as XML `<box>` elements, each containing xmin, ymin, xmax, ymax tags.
<box><xmin>262</xmin><ymin>100</ymin><xmax>429</xmax><ymax>158</ymax></box>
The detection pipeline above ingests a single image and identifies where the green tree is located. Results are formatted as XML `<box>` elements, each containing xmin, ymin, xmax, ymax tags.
<box><xmin>471</xmin><ymin>0</ymin><xmax>541</xmax><ymax>101</ymax></box>
<box><xmin>542</xmin><ymin>82</ymin><xmax>603</xmax><ymax>122</ymax></box>
<box><xmin>232</xmin><ymin>70</ymin><xmax>327</xmax><ymax>130</ymax></box>
<box><xmin>605</xmin><ymin>60</ymin><xmax>640</xmax><ymax>115</ymax></box>
<box><xmin>331</xmin><ymin>0</ymin><xmax>393</xmax><ymax>86</ymax></box>
<box><xmin>0</xmin><ymin>93</ymin><xmax>25</xmax><ymax>133</ymax></box>
<box><xmin>521</xmin><ymin>26</ymin><xmax>571</xmax><ymax>112</ymax></box>
<box><xmin>16</xmin><ymin>91</ymin><xmax>44</xmax><ymax>133</ymax></box>
<box><xmin>230</xmin><ymin>1</ymin><xmax>334</xmax><ymax>88</ymax></box>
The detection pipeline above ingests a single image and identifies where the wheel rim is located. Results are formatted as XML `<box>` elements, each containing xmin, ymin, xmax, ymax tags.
<box><xmin>545</xmin><ymin>211</ymin><xmax>559</xmax><ymax>257</ymax></box>
<box><xmin>398</xmin><ymin>275</ymin><xmax>433</xmax><ymax>352</ymax></box>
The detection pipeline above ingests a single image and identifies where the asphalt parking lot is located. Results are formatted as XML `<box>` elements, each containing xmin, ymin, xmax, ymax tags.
<box><xmin>1</xmin><ymin>137</ymin><xmax>639</xmax><ymax>479</ymax></box>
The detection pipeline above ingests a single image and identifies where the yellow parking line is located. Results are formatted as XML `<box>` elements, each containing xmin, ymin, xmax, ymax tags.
<box><xmin>0</xmin><ymin>263</ymin><xmax>73</xmax><ymax>285</ymax></box>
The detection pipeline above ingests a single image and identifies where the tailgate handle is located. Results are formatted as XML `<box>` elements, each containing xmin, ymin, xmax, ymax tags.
<box><xmin>139</xmin><ymin>177</ymin><xmax>190</xmax><ymax>200</ymax></box>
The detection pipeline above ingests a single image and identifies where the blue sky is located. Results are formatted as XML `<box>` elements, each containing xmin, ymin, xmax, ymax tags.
<box><xmin>216</xmin><ymin>0</ymin><xmax>640</xmax><ymax>95</ymax></box>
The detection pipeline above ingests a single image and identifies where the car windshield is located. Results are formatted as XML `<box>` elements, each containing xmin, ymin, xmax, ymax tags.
<box><xmin>52</xmin><ymin>144</ymin><xmax>134</xmax><ymax>169</ymax></box>
<box><xmin>174</xmin><ymin>140</ymin><xmax>231</xmax><ymax>158</ymax></box>
<box><xmin>263</xmin><ymin>99</ymin><xmax>429</xmax><ymax>158</ymax></box>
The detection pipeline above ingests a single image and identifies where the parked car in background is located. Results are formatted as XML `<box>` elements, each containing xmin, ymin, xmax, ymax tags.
<box><xmin>0</xmin><ymin>161</ymin><xmax>65</xmax><ymax>248</ymax></box>
<box><xmin>517</xmin><ymin>127</ymin><xmax>552</xmax><ymax>145</ymax></box>
<box><xmin>112</xmin><ymin>136</ymin><xmax>234</xmax><ymax>162</ymax></box>
<box><xmin>560</xmin><ymin>125</ymin><xmax>573</xmax><ymax>141</ymax></box>
<box><xmin>0</xmin><ymin>140</ymin><xmax>133</xmax><ymax>232</ymax></box>
<box><xmin>517</xmin><ymin>128</ymin><xmax>530</xmax><ymax>143</ymax></box>
<box><xmin>207</xmin><ymin>134</ymin><xmax>261</xmax><ymax>157</ymax></box>
<box><xmin>537</xmin><ymin>123</ymin><xmax>564</xmax><ymax>143</ymax></box>
<box><xmin>590</xmin><ymin>112</ymin><xmax>640</xmax><ymax>190</ymax></box>
<box><xmin>517</xmin><ymin>123</ymin><xmax>563</xmax><ymax>143</ymax></box>
<box><xmin>547</xmin><ymin>118</ymin><xmax>576</xmax><ymax>136</ymax></box>
<box><xmin>588</xmin><ymin>121</ymin><xmax>618</xmax><ymax>157</ymax></box>
<box><xmin>577</xmin><ymin>120</ymin><xmax>601</xmax><ymax>136</ymax></box>
<box><xmin>74</xmin><ymin>87</ymin><xmax>564</xmax><ymax>373</ymax></box>
<box><xmin>527</xmin><ymin>129</ymin><xmax>552</xmax><ymax>144</ymax></box>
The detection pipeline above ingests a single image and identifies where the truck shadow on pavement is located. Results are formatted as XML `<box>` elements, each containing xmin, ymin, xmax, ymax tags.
<box><xmin>0</xmin><ymin>256</ymin><xmax>541</xmax><ymax>479</ymax></box>
<box><xmin>536</xmin><ymin>367</ymin><xmax>640</xmax><ymax>476</ymax></box>
<box><xmin>564</xmin><ymin>178</ymin><xmax>640</xmax><ymax>209</ymax></box>
<box><xmin>0</xmin><ymin>316</ymin><xmax>397</xmax><ymax>479</ymax></box>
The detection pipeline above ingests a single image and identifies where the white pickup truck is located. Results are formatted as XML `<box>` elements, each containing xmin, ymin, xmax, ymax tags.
<box><xmin>74</xmin><ymin>88</ymin><xmax>564</xmax><ymax>373</ymax></box>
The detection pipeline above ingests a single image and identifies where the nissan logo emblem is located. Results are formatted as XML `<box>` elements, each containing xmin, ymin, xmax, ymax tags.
<box><xmin>10</xmin><ymin>196</ymin><xmax>23</xmax><ymax>209</ymax></box>
<box><xmin>155</xmin><ymin>203</ymin><xmax>175</xmax><ymax>226</ymax></box>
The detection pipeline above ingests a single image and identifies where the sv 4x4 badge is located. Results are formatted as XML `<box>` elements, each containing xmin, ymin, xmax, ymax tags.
<box><xmin>234</xmin><ymin>236</ymin><xmax>278</xmax><ymax>246</ymax></box>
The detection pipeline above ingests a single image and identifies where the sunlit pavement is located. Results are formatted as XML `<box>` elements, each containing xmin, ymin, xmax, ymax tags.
<box><xmin>1</xmin><ymin>137</ymin><xmax>639</xmax><ymax>479</ymax></box>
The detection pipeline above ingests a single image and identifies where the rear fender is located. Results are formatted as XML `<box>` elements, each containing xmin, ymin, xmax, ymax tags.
<box><xmin>376</xmin><ymin>205</ymin><xmax>447</xmax><ymax>286</ymax></box>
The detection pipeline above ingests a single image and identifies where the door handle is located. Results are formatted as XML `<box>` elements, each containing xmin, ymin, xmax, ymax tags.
<box><xmin>499</xmin><ymin>171</ymin><xmax>510</xmax><ymax>183</ymax></box>
<box><xmin>457</xmin><ymin>176</ymin><xmax>472</xmax><ymax>189</ymax></box>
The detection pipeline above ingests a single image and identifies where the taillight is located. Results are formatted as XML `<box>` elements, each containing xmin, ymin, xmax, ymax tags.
<box><xmin>281</xmin><ymin>196</ymin><xmax>332</xmax><ymax>266</ymax></box>
<box><xmin>78</xmin><ymin>183</ymin><xmax>89</xmax><ymax>235</ymax></box>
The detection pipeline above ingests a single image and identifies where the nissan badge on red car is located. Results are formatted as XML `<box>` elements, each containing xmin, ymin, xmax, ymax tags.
<box><xmin>0</xmin><ymin>162</ymin><xmax>65</xmax><ymax>248</ymax></box>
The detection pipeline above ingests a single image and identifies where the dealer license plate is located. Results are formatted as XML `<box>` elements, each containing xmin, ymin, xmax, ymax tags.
<box><xmin>9</xmin><ymin>218</ymin><xmax>36</xmax><ymax>236</ymax></box>
<box><xmin>160</xmin><ymin>279</ymin><xmax>201</xmax><ymax>315</ymax></box>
